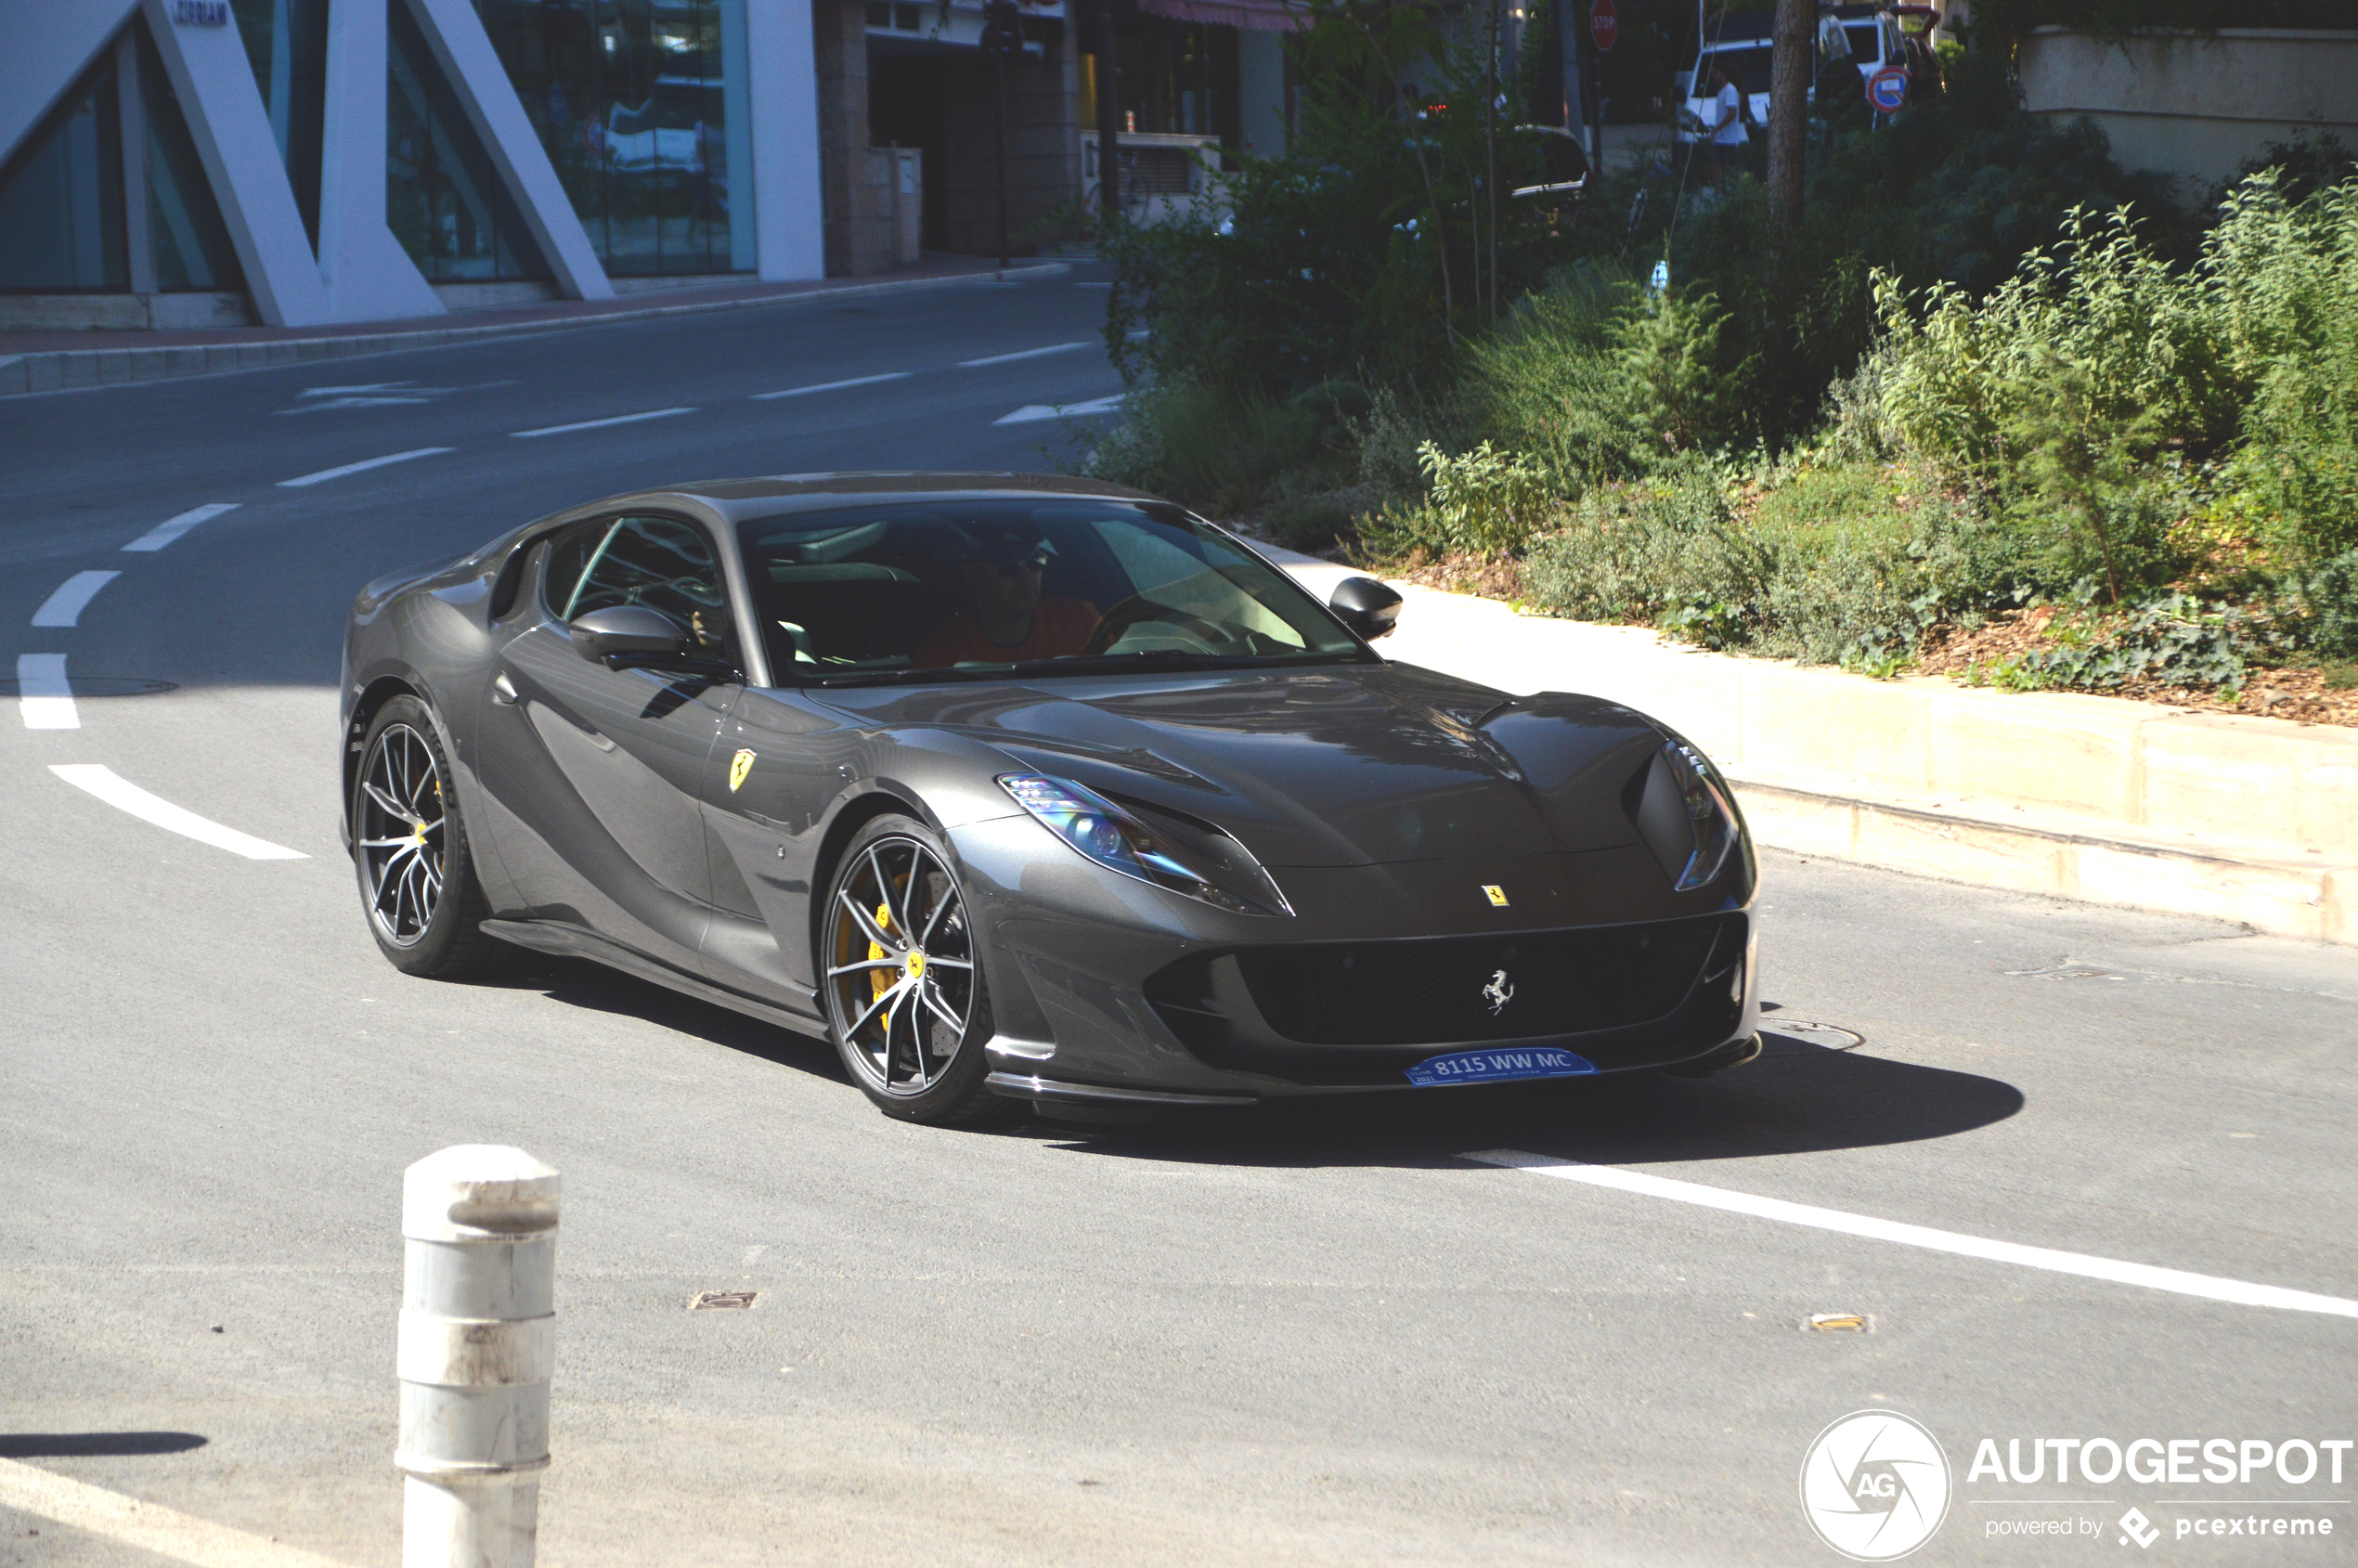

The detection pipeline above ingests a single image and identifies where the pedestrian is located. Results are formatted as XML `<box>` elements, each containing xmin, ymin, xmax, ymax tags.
<box><xmin>1705</xmin><ymin>61</ymin><xmax>1748</xmax><ymax>183</ymax></box>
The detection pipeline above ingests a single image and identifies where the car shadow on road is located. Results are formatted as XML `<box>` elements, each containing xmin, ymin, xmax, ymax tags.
<box><xmin>1027</xmin><ymin>1033</ymin><xmax>2026</xmax><ymax>1170</ymax></box>
<box><xmin>466</xmin><ymin>952</ymin><xmax>850</xmax><ymax>1082</ymax></box>
<box><xmin>0</xmin><ymin>1432</ymin><xmax>207</xmax><ymax>1458</ymax></box>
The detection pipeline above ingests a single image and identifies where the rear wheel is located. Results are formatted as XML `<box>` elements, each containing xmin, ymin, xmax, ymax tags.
<box><xmin>353</xmin><ymin>695</ymin><xmax>504</xmax><ymax>978</ymax></box>
<box><xmin>821</xmin><ymin>816</ymin><xmax>1016</xmax><ymax>1126</ymax></box>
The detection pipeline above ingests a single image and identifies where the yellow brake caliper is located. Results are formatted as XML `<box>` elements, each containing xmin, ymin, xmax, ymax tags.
<box><xmin>866</xmin><ymin>899</ymin><xmax>897</xmax><ymax>1010</ymax></box>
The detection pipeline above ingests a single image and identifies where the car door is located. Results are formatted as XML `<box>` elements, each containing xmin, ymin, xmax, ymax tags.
<box><xmin>474</xmin><ymin>512</ymin><xmax>743</xmax><ymax>978</ymax></box>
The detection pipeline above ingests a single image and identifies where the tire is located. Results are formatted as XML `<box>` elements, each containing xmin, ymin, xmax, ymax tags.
<box><xmin>820</xmin><ymin>814</ymin><xmax>1018</xmax><ymax>1127</ymax></box>
<box><xmin>352</xmin><ymin>695</ymin><xmax>505</xmax><ymax>978</ymax></box>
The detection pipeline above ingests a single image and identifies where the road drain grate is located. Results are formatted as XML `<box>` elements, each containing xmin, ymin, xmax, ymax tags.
<box><xmin>1764</xmin><ymin>1020</ymin><xmax>1864</xmax><ymax>1050</ymax></box>
<box><xmin>689</xmin><ymin>1290</ymin><xmax>759</xmax><ymax>1311</ymax></box>
<box><xmin>1804</xmin><ymin>1312</ymin><xmax>1872</xmax><ymax>1333</ymax></box>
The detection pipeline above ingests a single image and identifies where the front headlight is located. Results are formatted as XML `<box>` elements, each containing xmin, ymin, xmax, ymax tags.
<box><xmin>1633</xmin><ymin>740</ymin><xmax>1741</xmax><ymax>892</ymax></box>
<box><xmin>999</xmin><ymin>773</ymin><xmax>1288</xmax><ymax>915</ymax></box>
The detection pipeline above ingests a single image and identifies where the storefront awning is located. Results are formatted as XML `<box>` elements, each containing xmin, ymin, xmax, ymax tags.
<box><xmin>1136</xmin><ymin>0</ymin><xmax>1310</xmax><ymax>32</ymax></box>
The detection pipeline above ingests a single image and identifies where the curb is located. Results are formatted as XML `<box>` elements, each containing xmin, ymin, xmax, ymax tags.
<box><xmin>1731</xmin><ymin>780</ymin><xmax>2352</xmax><ymax>945</ymax></box>
<box><xmin>0</xmin><ymin>263</ymin><xmax>1073</xmax><ymax>399</ymax></box>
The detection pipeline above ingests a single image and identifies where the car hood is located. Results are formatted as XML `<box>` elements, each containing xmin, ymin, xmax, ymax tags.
<box><xmin>817</xmin><ymin>662</ymin><xmax>1666</xmax><ymax>867</ymax></box>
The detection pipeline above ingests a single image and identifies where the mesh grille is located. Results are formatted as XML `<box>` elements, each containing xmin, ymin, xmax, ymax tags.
<box><xmin>1232</xmin><ymin>914</ymin><xmax>1734</xmax><ymax>1047</ymax></box>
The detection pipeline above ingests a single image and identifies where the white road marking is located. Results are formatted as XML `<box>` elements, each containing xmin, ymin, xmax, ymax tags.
<box><xmin>994</xmin><ymin>394</ymin><xmax>1126</xmax><ymax>425</ymax></box>
<box><xmin>0</xmin><ymin>1456</ymin><xmax>351</xmax><ymax>1568</ymax></box>
<box><xmin>17</xmin><ymin>654</ymin><xmax>76</xmax><ymax>729</ymax></box>
<box><xmin>32</xmin><ymin>570</ymin><xmax>122</xmax><ymax>628</ymax></box>
<box><xmin>959</xmin><ymin>341</ymin><xmax>1093</xmax><ymax>367</ymax></box>
<box><xmin>752</xmin><ymin>370</ymin><xmax>912</xmax><ymax>400</ymax></box>
<box><xmin>1465</xmin><ymin>1149</ymin><xmax>2358</xmax><ymax>1319</ymax></box>
<box><xmin>510</xmin><ymin>407</ymin><xmax>694</xmax><ymax>438</ymax></box>
<box><xmin>51</xmin><ymin>765</ymin><xmax>307</xmax><ymax>860</ymax></box>
<box><xmin>1074</xmin><ymin>280</ymin><xmax>1114</xmax><ymax>289</ymax></box>
<box><xmin>278</xmin><ymin>447</ymin><xmax>453</xmax><ymax>487</ymax></box>
<box><xmin>124</xmin><ymin>501</ymin><xmax>238</xmax><ymax>552</ymax></box>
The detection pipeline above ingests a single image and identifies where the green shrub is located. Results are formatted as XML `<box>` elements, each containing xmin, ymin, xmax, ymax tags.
<box><xmin>1522</xmin><ymin>467</ymin><xmax>1774</xmax><ymax>646</ymax></box>
<box><xmin>1363</xmin><ymin>441</ymin><xmax>1556</xmax><ymax>558</ymax></box>
<box><xmin>1078</xmin><ymin>382</ymin><xmax>1329</xmax><ymax>514</ymax></box>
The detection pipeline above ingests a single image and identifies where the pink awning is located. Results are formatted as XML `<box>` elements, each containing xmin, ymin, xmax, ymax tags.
<box><xmin>1136</xmin><ymin>0</ymin><xmax>1309</xmax><ymax>32</ymax></box>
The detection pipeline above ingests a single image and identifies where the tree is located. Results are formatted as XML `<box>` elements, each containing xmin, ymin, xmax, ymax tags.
<box><xmin>1765</xmin><ymin>0</ymin><xmax>1813</xmax><ymax>245</ymax></box>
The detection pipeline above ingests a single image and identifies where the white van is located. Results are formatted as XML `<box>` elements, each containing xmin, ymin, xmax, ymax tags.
<box><xmin>1676</xmin><ymin>5</ymin><xmax>1918</xmax><ymax>143</ymax></box>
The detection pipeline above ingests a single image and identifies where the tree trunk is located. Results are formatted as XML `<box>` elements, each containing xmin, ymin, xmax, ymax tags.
<box><xmin>1764</xmin><ymin>0</ymin><xmax>1811</xmax><ymax>244</ymax></box>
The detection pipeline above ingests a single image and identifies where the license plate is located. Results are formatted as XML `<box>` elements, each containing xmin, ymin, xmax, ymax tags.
<box><xmin>1405</xmin><ymin>1046</ymin><xmax>1598</xmax><ymax>1086</ymax></box>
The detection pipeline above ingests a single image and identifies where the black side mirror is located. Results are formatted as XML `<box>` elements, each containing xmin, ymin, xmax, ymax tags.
<box><xmin>570</xmin><ymin>604</ymin><xmax>691</xmax><ymax>664</ymax></box>
<box><xmin>1328</xmin><ymin>576</ymin><xmax>1403</xmax><ymax>641</ymax></box>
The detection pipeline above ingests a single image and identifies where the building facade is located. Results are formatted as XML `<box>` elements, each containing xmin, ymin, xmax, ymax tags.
<box><xmin>0</xmin><ymin>0</ymin><xmax>1294</xmax><ymax>328</ymax></box>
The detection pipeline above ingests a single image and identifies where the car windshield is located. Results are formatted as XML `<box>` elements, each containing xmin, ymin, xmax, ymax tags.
<box><xmin>737</xmin><ymin>499</ymin><xmax>1367</xmax><ymax>685</ymax></box>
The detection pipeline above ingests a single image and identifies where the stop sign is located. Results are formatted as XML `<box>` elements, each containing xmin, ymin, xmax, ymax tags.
<box><xmin>1590</xmin><ymin>0</ymin><xmax>1617</xmax><ymax>53</ymax></box>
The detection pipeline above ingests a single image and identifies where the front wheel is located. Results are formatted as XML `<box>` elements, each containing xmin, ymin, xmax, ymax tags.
<box><xmin>821</xmin><ymin>816</ymin><xmax>1016</xmax><ymax>1126</ymax></box>
<box><xmin>353</xmin><ymin>695</ymin><xmax>504</xmax><ymax>978</ymax></box>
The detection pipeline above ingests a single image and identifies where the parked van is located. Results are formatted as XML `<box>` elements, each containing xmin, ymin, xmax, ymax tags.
<box><xmin>1676</xmin><ymin>5</ymin><xmax>1934</xmax><ymax>142</ymax></box>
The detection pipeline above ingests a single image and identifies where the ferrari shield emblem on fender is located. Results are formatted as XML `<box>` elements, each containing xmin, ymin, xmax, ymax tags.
<box><xmin>1482</xmin><ymin>884</ymin><xmax>1509</xmax><ymax>906</ymax></box>
<box><xmin>728</xmin><ymin>748</ymin><xmax>756</xmax><ymax>793</ymax></box>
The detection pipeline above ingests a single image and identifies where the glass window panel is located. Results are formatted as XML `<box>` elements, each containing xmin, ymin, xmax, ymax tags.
<box><xmin>389</xmin><ymin>0</ymin><xmax>551</xmax><ymax>280</ymax></box>
<box><xmin>227</xmin><ymin>0</ymin><xmax>327</xmax><ymax>246</ymax></box>
<box><xmin>138</xmin><ymin>25</ymin><xmax>247</xmax><ymax>292</ymax></box>
<box><xmin>472</xmin><ymin>0</ymin><xmax>739</xmax><ymax>278</ymax></box>
<box><xmin>0</xmin><ymin>52</ymin><xmax>126</xmax><ymax>291</ymax></box>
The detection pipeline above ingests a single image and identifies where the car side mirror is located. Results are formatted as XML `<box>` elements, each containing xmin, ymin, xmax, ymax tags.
<box><xmin>569</xmin><ymin>604</ymin><xmax>691</xmax><ymax>664</ymax></box>
<box><xmin>1328</xmin><ymin>576</ymin><xmax>1403</xmax><ymax>641</ymax></box>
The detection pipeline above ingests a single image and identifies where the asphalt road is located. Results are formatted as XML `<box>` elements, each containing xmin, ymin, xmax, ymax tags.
<box><xmin>2</xmin><ymin>266</ymin><xmax>2352</xmax><ymax>1568</ymax></box>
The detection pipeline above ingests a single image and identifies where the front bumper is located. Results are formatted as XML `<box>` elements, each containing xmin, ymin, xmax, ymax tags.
<box><xmin>950</xmin><ymin>815</ymin><xmax>1761</xmax><ymax>1106</ymax></box>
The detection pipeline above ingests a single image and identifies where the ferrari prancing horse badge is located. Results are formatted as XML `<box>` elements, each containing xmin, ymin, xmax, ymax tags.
<box><xmin>729</xmin><ymin>748</ymin><xmax>756</xmax><ymax>792</ymax></box>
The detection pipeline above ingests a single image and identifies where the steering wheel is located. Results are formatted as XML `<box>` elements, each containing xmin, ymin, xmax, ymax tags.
<box><xmin>1085</xmin><ymin>597</ymin><xmax>1237</xmax><ymax>656</ymax></box>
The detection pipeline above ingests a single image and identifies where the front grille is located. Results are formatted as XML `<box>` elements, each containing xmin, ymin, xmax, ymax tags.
<box><xmin>1229</xmin><ymin>914</ymin><xmax>1736</xmax><ymax>1047</ymax></box>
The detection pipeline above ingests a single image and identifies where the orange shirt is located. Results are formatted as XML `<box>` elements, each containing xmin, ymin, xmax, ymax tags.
<box><xmin>916</xmin><ymin>598</ymin><xmax>1102</xmax><ymax>668</ymax></box>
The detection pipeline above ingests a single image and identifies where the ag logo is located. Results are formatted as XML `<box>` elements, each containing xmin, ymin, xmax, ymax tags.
<box><xmin>1799</xmin><ymin>1410</ymin><xmax>1950</xmax><ymax>1561</ymax></box>
<box><xmin>728</xmin><ymin>748</ymin><xmax>756</xmax><ymax>793</ymax></box>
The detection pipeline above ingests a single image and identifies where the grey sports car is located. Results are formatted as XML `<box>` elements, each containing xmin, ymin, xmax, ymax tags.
<box><xmin>341</xmin><ymin>473</ymin><xmax>1761</xmax><ymax>1125</ymax></box>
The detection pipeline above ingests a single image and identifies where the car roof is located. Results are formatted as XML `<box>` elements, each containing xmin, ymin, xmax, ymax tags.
<box><xmin>559</xmin><ymin>472</ymin><xmax>1167</xmax><ymax>530</ymax></box>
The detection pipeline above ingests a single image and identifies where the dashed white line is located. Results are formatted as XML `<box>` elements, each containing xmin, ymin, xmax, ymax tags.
<box><xmin>0</xmin><ymin>1455</ymin><xmax>352</xmax><ymax>1568</ymax></box>
<box><xmin>123</xmin><ymin>501</ymin><xmax>238</xmax><ymax>552</ymax></box>
<box><xmin>32</xmin><ymin>570</ymin><xmax>122</xmax><ymax>628</ymax></box>
<box><xmin>511</xmin><ymin>407</ymin><xmax>694</xmax><ymax>438</ymax></box>
<box><xmin>51</xmin><ymin>765</ymin><xmax>306</xmax><ymax>860</ymax></box>
<box><xmin>994</xmin><ymin>394</ymin><xmax>1126</xmax><ymax>425</ymax></box>
<box><xmin>959</xmin><ymin>341</ymin><xmax>1093</xmax><ymax>368</ymax></box>
<box><xmin>278</xmin><ymin>447</ymin><xmax>454</xmax><ymax>487</ymax></box>
<box><xmin>1465</xmin><ymin>1149</ymin><xmax>2358</xmax><ymax>1319</ymax></box>
<box><xmin>752</xmin><ymin>371</ymin><xmax>913</xmax><ymax>400</ymax></box>
<box><xmin>16</xmin><ymin>654</ymin><xmax>76</xmax><ymax>729</ymax></box>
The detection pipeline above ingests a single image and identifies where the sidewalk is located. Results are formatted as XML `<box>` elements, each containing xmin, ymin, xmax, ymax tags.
<box><xmin>0</xmin><ymin>256</ymin><xmax>1072</xmax><ymax>397</ymax></box>
<box><xmin>1266</xmin><ymin>548</ymin><xmax>2356</xmax><ymax>946</ymax></box>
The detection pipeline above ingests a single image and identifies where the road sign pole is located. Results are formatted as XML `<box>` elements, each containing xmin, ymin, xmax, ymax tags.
<box><xmin>396</xmin><ymin>1147</ymin><xmax>560</xmax><ymax>1568</ymax></box>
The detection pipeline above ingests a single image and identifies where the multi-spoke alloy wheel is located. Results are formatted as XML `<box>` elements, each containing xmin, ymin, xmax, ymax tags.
<box><xmin>358</xmin><ymin>722</ymin><xmax>446</xmax><ymax>947</ymax></box>
<box><xmin>822</xmin><ymin>818</ymin><xmax>1010</xmax><ymax>1124</ymax></box>
<box><xmin>350</xmin><ymin>695</ymin><xmax>501</xmax><ymax>978</ymax></box>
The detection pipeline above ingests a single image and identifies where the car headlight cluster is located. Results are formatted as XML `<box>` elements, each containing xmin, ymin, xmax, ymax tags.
<box><xmin>998</xmin><ymin>773</ymin><xmax>1284</xmax><ymax>915</ymax></box>
<box><xmin>1637</xmin><ymin>740</ymin><xmax>1742</xmax><ymax>892</ymax></box>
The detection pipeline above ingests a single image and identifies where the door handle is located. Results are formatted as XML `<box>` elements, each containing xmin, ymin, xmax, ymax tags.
<box><xmin>492</xmin><ymin>671</ymin><xmax>520</xmax><ymax>706</ymax></box>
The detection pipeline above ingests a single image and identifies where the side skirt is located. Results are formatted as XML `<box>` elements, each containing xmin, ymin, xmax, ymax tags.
<box><xmin>478</xmin><ymin>918</ymin><xmax>828</xmax><ymax>1033</ymax></box>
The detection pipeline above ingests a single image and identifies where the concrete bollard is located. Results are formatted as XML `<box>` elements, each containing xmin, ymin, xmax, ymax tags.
<box><xmin>396</xmin><ymin>1146</ymin><xmax>559</xmax><ymax>1568</ymax></box>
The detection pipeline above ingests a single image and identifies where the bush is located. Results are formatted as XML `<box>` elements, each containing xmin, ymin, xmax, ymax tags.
<box><xmin>1362</xmin><ymin>441</ymin><xmax>1557</xmax><ymax>558</ymax></box>
<box><xmin>1078</xmin><ymin>382</ymin><xmax>1331</xmax><ymax>514</ymax></box>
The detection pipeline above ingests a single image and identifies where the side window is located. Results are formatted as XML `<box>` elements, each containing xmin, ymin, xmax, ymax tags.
<box><xmin>566</xmin><ymin>515</ymin><xmax>737</xmax><ymax>659</ymax></box>
<box><xmin>541</xmin><ymin>520</ymin><xmax>611</xmax><ymax>621</ymax></box>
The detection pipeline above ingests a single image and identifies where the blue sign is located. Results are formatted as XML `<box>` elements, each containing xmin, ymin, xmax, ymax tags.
<box><xmin>1867</xmin><ymin>69</ymin><xmax>1909</xmax><ymax>113</ymax></box>
<box><xmin>1406</xmin><ymin>1046</ymin><xmax>1599</xmax><ymax>1086</ymax></box>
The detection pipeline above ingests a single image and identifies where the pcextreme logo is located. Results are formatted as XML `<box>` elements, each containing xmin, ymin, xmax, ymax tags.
<box><xmin>1801</xmin><ymin>1410</ymin><xmax>1954</xmax><ymax>1561</ymax></box>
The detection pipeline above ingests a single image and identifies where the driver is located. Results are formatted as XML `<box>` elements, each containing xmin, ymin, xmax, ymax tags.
<box><xmin>915</xmin><ymin>523</ymin><xmax>1100</xmax><ymax>667</ymax></box>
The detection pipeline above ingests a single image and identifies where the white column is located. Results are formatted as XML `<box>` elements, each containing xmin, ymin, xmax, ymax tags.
<box><xmin>1237</xmin><ymin>28</ymin><xmax>1286</xmax><ymax>159</ymax></box>
<box><xmin>319</xmin><ymin>0</ymin><xmax>445</xmax><ymax>321</ymax></box>
<box><xmin>406</xmin><ymin>0</ymin><xmax>613</xmax><ymax>300</ymax></box>
<box><xmin>0</xmin><ymin>0</ymin><xmax>135</xmax><ymax>169</ymax></box>
<box><xmin>396</xmin><ymin>1146</ymin><xmax>560</xmax><ymax>1568</ymax></box>
<box><xmin>745</xmin><ymin>0</ymin><xmax>825</xmax><ymax>281</ymax></box>
<box><xmin>139</xmin><ymin>0</ymin><xmax>334</xmax><ymax>326</ymax></box>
